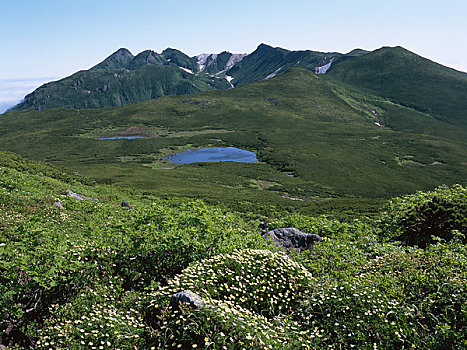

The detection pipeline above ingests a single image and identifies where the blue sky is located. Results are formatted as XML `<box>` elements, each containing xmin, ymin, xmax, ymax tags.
<box><xmin>0</xmin><ymin>0</ymin><xmax>466</xmax><ymax>80</ymax></box>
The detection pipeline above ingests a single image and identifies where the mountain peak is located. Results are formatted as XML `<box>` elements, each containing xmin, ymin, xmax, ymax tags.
<box><xmin>129</xmin><ymin>50</ymin><xmax>164</xmax><ymax>69</ymax></box>
<box><xmin>346</xmin><ymin>48</ymin><xmax>369</xmax><ymax>56</ymax></box>
<box><xmin>92</xmin><ymin>48</ymin><xmax>134</xmax><ymax>70</ymax></box>
<box><xmin>257</xmin><ymin>43</ymin><xmax>274</xmax><ymax>50</ymax></box>
<box><xmin>114</xmin><ymin>47</ymin><xmax>133</xmax><ymax>56</ymax></box>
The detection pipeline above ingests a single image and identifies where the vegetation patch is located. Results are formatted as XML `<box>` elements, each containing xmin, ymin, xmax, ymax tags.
<box><xmin>0</xmin><ymin>149</ymin><xmax>465</xmax><ymax>350</ymax></box>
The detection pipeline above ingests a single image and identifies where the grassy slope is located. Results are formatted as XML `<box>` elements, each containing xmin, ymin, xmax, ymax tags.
<box><xmin>1</xmin><ymin>68</ymin><xmax>465</xmax><ymax>214</ymax></box>
<box><xmin>327</xmin><ymin>46</ymin><xmax>467</xmax><ymax>126</ymax></box>
<box><xmin>227</xmin><ymin>43</ymin><xmax>342</xmax><ymax>86</ymax></box>
<box><xmin>13</xmin><ymin>64</ymin><xmax>230</xmax><ymax>110</ymax></box>
<box><xmin>0</xmin><ymin>152</ymin><xmax>465</xmax><ymax>349</ymax></box>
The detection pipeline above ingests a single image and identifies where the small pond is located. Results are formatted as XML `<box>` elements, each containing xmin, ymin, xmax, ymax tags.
<box><xmin>98</xmin><ymin>136</ymin><xmax>149</xmax><ymax>140</ymax></box>
<box><xmin>168</xmin><ymin>147</ymin><xmax>257</xmax><ymax>164</ymax></box>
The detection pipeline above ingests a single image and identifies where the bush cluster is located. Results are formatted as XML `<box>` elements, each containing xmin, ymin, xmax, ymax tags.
<box><xmin>146</xmin><ymin>249</ymin><xmax>315</xmax><ymax>348</ymax></box>
<box><xmin>1</xmin><ymin>154</ymin><xmax>466</xmax><ymax>349</ymax></box>
<box><xmin>380</xmin><ymin>184</ymin><xmax>466</xmax><ymax>247</ymax></box>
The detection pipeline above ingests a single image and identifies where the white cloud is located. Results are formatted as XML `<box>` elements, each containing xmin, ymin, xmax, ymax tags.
<box><xmin>0</xmin><ymin>77</ymin><xmax>58</xmax><ymax>113</ymax></box>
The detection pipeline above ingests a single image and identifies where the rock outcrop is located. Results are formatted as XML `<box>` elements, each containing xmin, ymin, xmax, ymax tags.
<box><xmin>262</xmin><ymin>227</ymin><xmax>324</xmax><ymax>254</ymax></box>
<box><xmin>61</xmin><ymin>190</ymin><xmax>98</xmax><ymax>201</ymax></box>
<box><xmin>121</xmin><ymin>201</ymin><xmax>134</xmax><ymax>210</ymax></box>
<box><xmin>169</xmin><ymin>290</ymin><xmax>205</xmax><ymax>311</ymax></box>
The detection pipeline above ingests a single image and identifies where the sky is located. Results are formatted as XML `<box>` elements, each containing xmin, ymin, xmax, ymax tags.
<box><xmin>0</xmin><ymin>0</ymin><xmax>466</xmax><ymax>111</ymax></box>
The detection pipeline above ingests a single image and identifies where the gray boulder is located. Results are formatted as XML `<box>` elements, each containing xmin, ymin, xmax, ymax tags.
<box><xmin>121</xmin><ymin>201</ymin><xmax>134</xmax><ymax>210</ymax></box>
<box><xmin>53</xmin><ymin>201</ymin><xmax>64</xmax><ymax>209</ymax></box>
<box><xmin>62</xmin><ymin>189</ymin><xmax>98</xmax><ymax>201</ymax></box>
<box><xmin>169</xmin><ymin>290</ymin><xmax>205</xmax><ymax>311</ymax></box>
<box><xmin>262</xmin><ymin>227</ymin><xmax>324</xmax><ymax>254</ymax></box>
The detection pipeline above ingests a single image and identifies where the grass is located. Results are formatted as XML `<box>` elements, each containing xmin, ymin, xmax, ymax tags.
<box><xmin>1</xmin><ymin>152</ymin><xmax>465</xmax><ymax>349</ymax></box>
<box><xmin>327</xmin><ymin>46</ymin><xmax>467</xmax><ymax>127</ymax></box>
<box><xmin>1</xmin><ymin>68</ymin><xmax>465</xmax><ymax>216</ymax></box>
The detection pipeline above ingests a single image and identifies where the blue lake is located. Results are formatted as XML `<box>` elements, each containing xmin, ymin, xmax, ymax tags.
<box><xmin>99</xmin><ymin>136</ymin><xmax>148</xmax><ymax>140</ymax></box>
<box><xmin>168</xmin><ymin>147</ymin><xmax>257</xmax><ymax>164</ymax></box>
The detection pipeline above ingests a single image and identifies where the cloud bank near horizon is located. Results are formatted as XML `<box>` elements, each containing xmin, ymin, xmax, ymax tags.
<box><xmin>0</xmin><ymin>77</ymin><xmax>57</xmax><ymax>113</ymax></box>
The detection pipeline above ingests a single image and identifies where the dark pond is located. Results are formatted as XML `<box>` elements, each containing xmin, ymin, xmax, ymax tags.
<box><xmin>168</xmin><ymin>147</ymin><xmax>257</xmax><ymax>164</ymax></box>
<box><xmin>98</xmin><ymin>136</ymin><xmax>148</xmax><ymax>140</ymax></box>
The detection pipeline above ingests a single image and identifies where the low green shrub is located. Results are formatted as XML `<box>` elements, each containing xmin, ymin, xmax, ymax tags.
<box><xmin>35</xmin><ymin>282</ymin><xmax>147</xmax><ymax>349</ymax></box>
<box><xmin>379</xmin><ymin>184</ymin><xmax>466</xmax><ymax>247</ymax></box>
<box><xmin>359</xmin><ymin>242</ymin><xmax>467</xmax><ymax>349</ymax></box>
<box><xmin>146</xmin><ymin>249</ymin><xmax>316</xmax><ymax>348</ymax></box>
<box><xmin>299</xmin><ymin>280</ymin><xmax>413</xmax><ymax>349</ymax></box>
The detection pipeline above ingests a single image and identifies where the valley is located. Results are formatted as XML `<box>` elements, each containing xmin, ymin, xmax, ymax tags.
<box><xmin>1</xmin><ymin>40</ymin><xmax>466</xmax><ymax>350</ymax></box>
<box><xmin>1</xmin><ymin>65</ymin><xmax>465</xmax><ymax>216</ymax></box>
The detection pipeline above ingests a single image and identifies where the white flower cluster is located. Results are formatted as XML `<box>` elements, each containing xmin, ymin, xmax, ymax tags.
<box><xmin>149</xmin><ymin>249</ymin><xmax>317</xmax><ymax>348</ymax></box>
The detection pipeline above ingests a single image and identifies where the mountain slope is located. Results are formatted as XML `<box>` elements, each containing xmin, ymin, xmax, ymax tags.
<box><xmin>2</xmin><ymin>68</ymin><xmax>465</xmax><ymax>205</ymax></box>
<box><xmin>91</xmin><ymin>48</ymin><xmax>134</xmax><ymax>70</ymax></box>
<box><xmin>13</xmin><ymin>61</ymin><xmax>231</xmax><ymax>110</ymax></box>
<box><xmin>11</xmin><ymin>44</ymin><xmax>346</xmax><ymax>111</ymax></box>
<box><xmin>326</xmin><ymin>46</ymin><xmax>467</xmax><ymax>126</ymax></box>
<box><xmin>227</xmin><ymin>43</ymin><xmax>342</xmax><ymax>86</ymax></box>
<box><xmin>9</xmin><ymin>44</ymin><xmax>467</xmax><ymax>134</ymax></box>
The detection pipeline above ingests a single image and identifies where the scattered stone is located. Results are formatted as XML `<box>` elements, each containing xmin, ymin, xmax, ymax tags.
<box><xmin>53</xmin><ymin>201</ymin><xmax>64</xmax><ymax>209</ymax></box>
<box><xmin>0</xmin><ymin>322</ymin><xmax>32</xmax><ymax>348</ymax></box>
<box><xmin>169</xmin><ymin>290</ymin><xmax>205</xmax><ymax>311</ymax></box>
<box><xmin>61</xmin><ymin>189</ymin><xmax>98</xmax><ymax>201</ymax></box>
<box><xmin>121</xmin><ymin>201</ymin><xmax>134</xmax><ymax>210</ymax></box>
<box><xmin>262</xmin><ymin>227</ymin><xmax>324</xmax><ymax>254</ymax></box>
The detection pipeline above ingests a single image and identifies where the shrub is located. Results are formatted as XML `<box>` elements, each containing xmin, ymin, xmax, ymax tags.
<box><xmin>359</xmin><ymin>242</ymin><xmax>467</xmax><ymax>349</ymax></box>
<box><xmin>379</xmin><ymin>185</ymin><xmax>466</xmax><ymax>247</ymax></box>
<box><xmin>146</xmin><ymin>249</ymin><xmax>316</xmax><ymax>348</ymax></box>
<box><xmin>299</xmin><ymin>280</ymin><xmax>413</xmax><ymax>349</ymax></box>
<box><xmin>35</xmin><ymin>283</ymin><xmax>147</xmax><ymax>349</ymax></box>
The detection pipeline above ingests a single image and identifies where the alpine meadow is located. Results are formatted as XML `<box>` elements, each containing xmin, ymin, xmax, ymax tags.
<box><xmin>1</xmin><ymin>3</ymin><xmax>466</xmax><ymax>349</ymax></box>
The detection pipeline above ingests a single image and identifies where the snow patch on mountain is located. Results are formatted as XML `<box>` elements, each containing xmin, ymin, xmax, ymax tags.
<box><xmin>197</xmin><ymin>53</ymin><xmax>246</xmax><ymax>73</ymax></box>
<box><xmin>225</xmin><ymin>53</ymin><xmax>246</xmax><ymax>71</ymax></box>
<box><xmin>196</xmin><ymin>54</ymin><xmax>210</xmax><ymax>72</ymax></box>
<box><xmin>225</xmin><ymin>75</ymin><xmax>234</xmax><ymax>88</ymax></box>
<box><xmin>179</xmin><ymin>67</ymin><xmax>194</xmax><ymax>74</ymax></box>
<box><xmin>265</xmin><ymin>66</ymin><xmax>283</xmax><ymax>80</ymax></box>
<box><xmin>315</xmin><ymin>58</ymin><xmax>334</xmax><ymax>74</ymax></box>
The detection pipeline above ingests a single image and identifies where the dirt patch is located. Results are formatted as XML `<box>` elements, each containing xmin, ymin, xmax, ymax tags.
<box><xmin>106</xmin><ymin>125</ymin><xmax>152</xmax><ymax>138</ymax></box>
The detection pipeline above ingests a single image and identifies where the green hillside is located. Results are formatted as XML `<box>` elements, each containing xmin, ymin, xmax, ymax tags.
<box><xmin>327</xmin><ymin>46</ymin><xmax>467</xmax><ymax>126</ymax></box>
<box><xmin>10</xmin><ymin>44</ymin><xmax>347</xmax><ymax>111</ymax></box>
<box><xmin>91</xmin><ymin>48</ymin><xmax>136</xmax><ymax>70</ymax></box>
<box><xmin>0</xmin><ymin>151</ymin><xmax>465</xmax><ymax>349</ymax></box>
<box><xmin>12</xmin><ymin>44</ymin><xmax>467</xmax><ymax>118</ymax></box>
<box><xmin>227</xmin><ymin>43</ymin><xmax>342</xmax><ymax>86</ymax></box>
<box><xmin>1</xmin><ymin>68</ymin><xmax>465</xmax><ymax>214</ymax></box>
<box><xmin>12</xmin><ymin>64</ymin><xmax>230</xmax><ymax>110</ymax></box>
<box><xmin>160</xmin><ymin>48</ymin><xmax>198</xmax><ymax>72</ymax></box>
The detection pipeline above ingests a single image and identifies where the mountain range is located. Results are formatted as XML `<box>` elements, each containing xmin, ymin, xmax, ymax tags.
<box><xmin>1</xmin><ymin>43</ymin><xmax>465</xmax><ymax>211</ymax></box>
<box><xmin>10</xmin><ymin>44</ymin><xmax>366</xmax><ymax>111</ymax></box>
<box><xmin>11</xmin><ymin>44</ymin><xmax>467</xmax><ymax>131</ymax></box>
<box><xmin>1</xmin><ymin>41</ymin><xmax>465</xmax><ymax>350</ymax></box>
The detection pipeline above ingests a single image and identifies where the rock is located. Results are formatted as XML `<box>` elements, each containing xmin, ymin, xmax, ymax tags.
<box><xmin>169</xmin><ymin>290</ymin><xmax>205</xmax><ymax>311</ymax></box>
<box><xmin>53</xmin><ymin>201</ymin><xmax>64</xmax><ymax>209</ymax></box>
<box><xmin>258</xmin><ymin>221</ymin><xmax>266</xmax><ymax>230</ymax></box>
<box><xmin>62</xmin><ymin>189</ymin><xmax>98</xmax><ymax>201</ymax></box>
<box><xmin>0</xmin><ymin>322</ymin><xmax>32</xmax><ymax>348</ymax></box>
<box><xmin>262</xmin><ymin>227</ymin><xmax>324</xmax><ymax>254</ymax></box>
<box><xmin>121</xmin><ymin>201</ymin><xmax>134</xmax><ymax>210</ymax></box>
